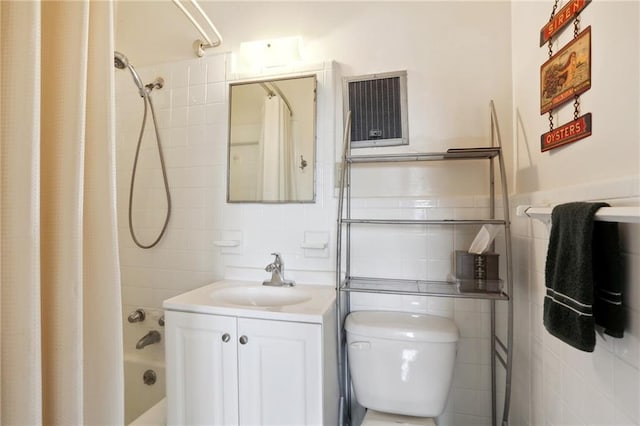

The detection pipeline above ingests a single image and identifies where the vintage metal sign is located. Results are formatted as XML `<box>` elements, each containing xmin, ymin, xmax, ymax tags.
<box><xmin>541</xmin><ymin>113</ymin><xmax>592</xmax><ymax>152</ymax></box>
<box><xmin>540</xmin><ymin>0</ymin><xmax>591</xmax><ymax>46</ymax></box>
<box><xmin>540</xmin><ymin>26</ymin><xmax>591</xmax><ymax>114</ymax></box>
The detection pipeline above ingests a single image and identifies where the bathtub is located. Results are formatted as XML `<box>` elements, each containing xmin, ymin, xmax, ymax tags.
<box><xmin>124</xmin><ymin>352</ymin><xmax>166</xmax><ymax>425</ymax></box>
<box><xmin>129</xmin><ymin>398</ymin><xmax>166</xmax><ymax>426</ymax></box>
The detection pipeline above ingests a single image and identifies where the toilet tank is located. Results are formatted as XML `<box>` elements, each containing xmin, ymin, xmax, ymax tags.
<box><xmin>345</xmin><ymin>311</ymin><xmax>459</xmax><ymax>417</ymax></box>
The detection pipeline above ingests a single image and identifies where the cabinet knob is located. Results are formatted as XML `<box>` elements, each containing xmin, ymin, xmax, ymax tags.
<box><xmin>239</xmin><ymin>335</ymin><xmax>248</xmax><ymax>345</ymax></box>
<box><xmin>221</xmin><ymin>333</ymin><xmax>230</xmax><ymax>343</ymax></box>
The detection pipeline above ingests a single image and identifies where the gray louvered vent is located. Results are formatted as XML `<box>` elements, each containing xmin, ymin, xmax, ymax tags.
<box><xmin>344</xmin><ymin>71</ymin><xmax>408</xmax><ymax>148</ymax></box>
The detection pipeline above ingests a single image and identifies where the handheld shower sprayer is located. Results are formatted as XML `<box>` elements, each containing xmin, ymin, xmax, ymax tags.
<box><xmin>114</xmin><ymin>51</ymin><xmax>145</xmax><ymax>97</ymax></box>
<box><xmin>114</xmin><ymin>51</ymin><xmax>171</xmax><ymax>249</ymax></box>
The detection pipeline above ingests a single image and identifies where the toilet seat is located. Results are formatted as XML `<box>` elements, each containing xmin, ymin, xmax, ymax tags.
<box><xmin>361</xmin><ymin>409</ymin><xmax>437</xmax><ymax>426</ymax></box>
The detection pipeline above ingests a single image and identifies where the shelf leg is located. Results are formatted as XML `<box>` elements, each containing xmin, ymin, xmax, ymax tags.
<box><xmin>491</xmin><ymin>299</ymin><xmax>497</xmax><ymax>426</ymax></box>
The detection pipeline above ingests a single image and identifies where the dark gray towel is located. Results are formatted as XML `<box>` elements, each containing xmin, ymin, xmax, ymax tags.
<box><xmin>543</xmin><ymin>202</ymin><xmax>624</xmax><ymax>352</ymax></box>
<box><xmin>593</xmin><ymin>219</ymin><xmax>625</xmax><ymax>337</ymax></box>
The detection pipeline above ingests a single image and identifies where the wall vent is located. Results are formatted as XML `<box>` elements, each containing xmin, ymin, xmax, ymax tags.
<box><xmin>343</xmin><ymin>71</ymin><xmax>408</xmax><ymax>148</ymax></box>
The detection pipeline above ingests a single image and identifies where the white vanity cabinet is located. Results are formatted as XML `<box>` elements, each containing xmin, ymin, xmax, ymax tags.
<box><xmin>165</xmin><ymin>311</ymin><xmax>239</xmax><ymax>425</ymax></box>
<box><xmin>163</xmin><ymin>280</ymin><xmax>337</xmax><ymax>426</ymax></box>
<box><xmin>236</xmin><ymin>317</ymin><xmax>323</xmax><ymax>425</ymax></box>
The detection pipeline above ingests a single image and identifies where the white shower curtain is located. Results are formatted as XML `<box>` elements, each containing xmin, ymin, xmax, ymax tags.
<box><xmin>0</xmin><ymin>1</ymin><xmax>124</xmax><ymax>424</ymax></box>
<box><xmin>257</xmin><ymin>96</ymin><xmax>296</xmax><ymax>201</ymax></box>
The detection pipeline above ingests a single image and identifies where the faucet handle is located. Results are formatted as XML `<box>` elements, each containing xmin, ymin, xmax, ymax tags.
<box><xmin>128</xmin><ymin>308</ymin><xmax>146</xmax><ymax>323</ymax></box>
<box><xmin>265</xmin><ymin>252</ymin><xmax>282</xmax><ymax>272</ymax></box>
<box><xmin>270</xmin><ymin>252</ymin><xmax>283</xmax><ymax>265</ymax></box>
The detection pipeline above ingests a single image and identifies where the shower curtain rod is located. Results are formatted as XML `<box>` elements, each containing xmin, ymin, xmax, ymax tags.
<box><xmin>172</xmin><ymin>0</ymin><xmax>223</xmax><ymax>57</ymax></box>
<box><xmin>259</xmin><ymin>82</ymin><xmax>293</xmax><ymax>116</ymax></box>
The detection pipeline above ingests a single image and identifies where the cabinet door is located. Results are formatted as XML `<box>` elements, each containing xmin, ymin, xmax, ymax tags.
<box><xmin>237</xmin><ymin>318</ymin><xmax>323</xmax><ymax>426</ymax></box>
<box><xmin>165</xmin><ymin>311</ymin><xmax>239</xmax><ymax>425</ymax></box>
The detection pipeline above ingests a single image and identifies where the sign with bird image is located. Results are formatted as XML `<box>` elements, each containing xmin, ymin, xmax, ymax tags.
<box><xmin>540</xmin><ymin>26</ymin><xmax>591</xmax><ymax>114</ymax></box>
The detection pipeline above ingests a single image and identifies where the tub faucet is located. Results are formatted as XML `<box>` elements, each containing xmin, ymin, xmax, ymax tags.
<box><xmin>136</xmin><ymin>330</ymin><xmax>161</xmax><ymax>350</ymax></box>
<box><xmin>263</xmin><ymin>252</ymin><xmax>295</xmax><ymax>287</ymax></box>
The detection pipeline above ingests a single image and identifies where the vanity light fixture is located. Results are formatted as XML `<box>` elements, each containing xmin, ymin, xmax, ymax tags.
<box><xmin>235</xmin><ymin>36</ymin><xmax>302</xmax><ymax>74</ymax></box>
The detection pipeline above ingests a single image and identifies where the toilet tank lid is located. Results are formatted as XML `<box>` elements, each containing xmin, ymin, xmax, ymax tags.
<box><xmin>345</xmin><ymin>311</ymin><xmax>459</xmax><ymax>343</ymax></box>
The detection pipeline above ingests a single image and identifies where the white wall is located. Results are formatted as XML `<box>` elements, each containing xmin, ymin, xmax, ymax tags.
<box><xmin>116</xmin><ymin>1</ymin><xmax>640</xmax><ymax>425</ymax></box>
<box><xmin>116</xmin><ymin>2</ymin><xmax>513</xmax><ymax>425</ymax></box>
<box><xmin>508</xmin><ymin>185</ymin><xmax>640</xmax><ymax>426</ymax></box>
<box><xmin>510</xmin><ymin>1</ymin><xmax>640</xmax><ymax>425</ymax></box>
<box><xmin>117</xmin><ymin>1</ymin><xmax>515</xmax><ymax>189</ymax></box>
<box><xmin>115</xmin><ymin>0</ymin><xmax>514</xmax><ymax>281</ymax></box>
<box><xmin>511</xmin><ymin>0</ymin><xmax>639</xmax><ymax>194</ymax></box>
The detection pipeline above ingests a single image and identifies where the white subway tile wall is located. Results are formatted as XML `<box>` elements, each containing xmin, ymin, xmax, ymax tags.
<box><xmin>116</xmin><ymin>54</ymin><xmax>640</xmax><ymax>425</ymax></box>
<box><xmin>509</xmin><ymin>178</ymin><xmax>640</xmax><ymax>426</ymax></box>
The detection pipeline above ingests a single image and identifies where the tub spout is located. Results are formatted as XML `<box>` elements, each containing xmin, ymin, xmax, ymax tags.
<box><xmin>136</xmin><ymin>330</ymin><xmax>161</xmax><ymax>350</ymax></box>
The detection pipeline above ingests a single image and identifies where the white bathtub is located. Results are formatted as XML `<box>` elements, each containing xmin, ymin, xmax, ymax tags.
<box><xmin>124</xmin><ymin>353</ymin><xmax>166</xmax><ymax>425</ymax></box>
<box><xmin>129</xmin><ymin>398</ymin><xmax>166</xmax><ymax>426</ymax></box>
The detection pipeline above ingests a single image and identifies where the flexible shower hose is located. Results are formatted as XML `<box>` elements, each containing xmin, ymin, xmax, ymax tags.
<box><xmin>128</xmin><ymin>91</ymin><xmax>171</xmax><ymax>249</ymax></box>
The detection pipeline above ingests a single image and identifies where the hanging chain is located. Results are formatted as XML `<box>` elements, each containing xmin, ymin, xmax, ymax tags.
<box><xmin>547</xmin><ymin>28</ymin><xmax>555</xmax><ymax>130</ymax></box>
<box><xmin>573</xmin><ymin>15</ymin><xmax>581</xmax><ymax>119</ymax></box>
<box><xmin>547</xmin><ymin>0</ymin><xmax>559</xmax><ymax>131</ymax></box>
<box><xmin>548</xmin><ymin>0</ymin><xmax>559</xmax><ymax>58</ymax></box>
<box><xmin>549</xmin><ymin>0</ymin><xmax>559</xmax><ymax>22</ymax></box>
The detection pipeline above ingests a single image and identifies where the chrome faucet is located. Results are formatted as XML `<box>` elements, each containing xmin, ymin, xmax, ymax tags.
<box><xmin>263</xmin><ymin>252</ymin><xmax>295</xmax><ymax>287</ymax></box>
<box><xmin>136</xmin><ymin>330</ymin><xmax>161</xmax><ymax>350</ymax></box>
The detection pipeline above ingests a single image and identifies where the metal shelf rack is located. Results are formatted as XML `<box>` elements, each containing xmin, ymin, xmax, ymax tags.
<box><xmin>342</xmin><ymin>276</ymin><xmax>508</xmax><ymax>301</ymax></box>
<box><xmin>335</xmin><ymin>102</ymin><xmax>514</xmax><ymax>426</ymax></box>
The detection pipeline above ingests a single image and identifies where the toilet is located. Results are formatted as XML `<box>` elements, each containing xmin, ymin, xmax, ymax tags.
<box><xmin>345</xmin><ymin>311</ymin><xmax>459</xmax><ymax>425</ymax></box>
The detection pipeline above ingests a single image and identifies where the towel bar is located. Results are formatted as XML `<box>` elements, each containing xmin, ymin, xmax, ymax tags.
<box><xmin>516</xmin><ymin>205</ymin><xmax>640</xmax><ymax>224</ymax></box>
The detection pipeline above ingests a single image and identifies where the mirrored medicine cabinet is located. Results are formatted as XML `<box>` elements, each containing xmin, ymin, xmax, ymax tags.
<box><xmin>227</xmin><ymin>74</ymin><xmax>317</xmax><ymax>203</ymax></box>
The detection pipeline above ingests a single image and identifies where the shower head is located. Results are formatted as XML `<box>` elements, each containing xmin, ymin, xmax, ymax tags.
<box><xmin>114</xmin><ymin>51</ymin><xmax>145</xmax><ymax>97</ymax></box>
<box><xmin>114</xmin><ymin>51</ymin><xmax>129</xmax><ymax>69</ymax></box>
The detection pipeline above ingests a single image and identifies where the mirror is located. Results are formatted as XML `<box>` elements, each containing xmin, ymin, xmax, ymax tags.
<box><xmin>227</xmin><ymin>75</ymin><xmax>317</xmax><ymax>203</ymax></box>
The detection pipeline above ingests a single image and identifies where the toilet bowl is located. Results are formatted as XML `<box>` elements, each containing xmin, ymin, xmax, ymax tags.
<box><xmin>345</xmin><ymin>311</ymin><xmax>459</xmax><ymax>425</ymax></box>
<box><xmin>361</xmin><ymin>409</ymin><xmax>436</xmax><ymax>426</ymax></box>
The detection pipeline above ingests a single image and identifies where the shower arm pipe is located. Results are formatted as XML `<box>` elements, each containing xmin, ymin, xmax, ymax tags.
<box><xmin>172</xmin><ymin>0</ymin><xmax>223</xmax><ymax>57</ymax></box>
<box><xmin>259</xmin><ymin>82</ymin><xmax>293</xmax><ymax>116</ymax></box>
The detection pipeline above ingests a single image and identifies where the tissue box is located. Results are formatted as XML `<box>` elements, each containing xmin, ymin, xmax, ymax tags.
<box><xmin>455</xmin><ymin>250</ymin><xmax>499</xmax><ymax>281</ymax></box>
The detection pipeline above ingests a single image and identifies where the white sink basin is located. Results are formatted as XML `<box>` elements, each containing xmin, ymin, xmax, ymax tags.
<box><xmin>164</xmin><ymin>280</ymin><xmax>335</xmax><ymax>322</ymax></box>
<box><xmin>210</xmin><ymin>285</ymin><xmax>312</xmax><ymax>307</ymax></box>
